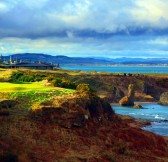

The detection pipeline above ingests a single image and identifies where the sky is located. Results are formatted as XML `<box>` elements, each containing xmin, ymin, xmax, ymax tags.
<box><xmin>0</xmin><ymin>0</ymin><xmax>168</xmax><ymax>58</ymax></box>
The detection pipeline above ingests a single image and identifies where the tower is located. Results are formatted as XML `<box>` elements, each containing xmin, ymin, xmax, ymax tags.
<box><xmin>10</xmin><ymin>55</ymin><xmax>13</xmax><ymax>64</ymax></box>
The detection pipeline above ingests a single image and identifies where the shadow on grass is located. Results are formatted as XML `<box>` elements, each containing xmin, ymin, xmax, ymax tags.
<box><xmin>9</xmin><ymin>82</ymin><xmax>32</xmax><ymax>84</ymax></box>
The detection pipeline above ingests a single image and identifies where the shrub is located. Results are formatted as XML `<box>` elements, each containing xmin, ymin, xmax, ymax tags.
<box><xmin>10</xmin><ymin>71</ymin><xmax>23</xmax><ymax>81</ymax></box>
<box><xmin>54</xmin><ymin>78</ymin><xmax>62</xmax><ymax>87</ymax></box>
<box><xmin>19</xmin><ymin>75</ymin><xmax>35</xmax><ymax>82</ymax></box>
<box><xmin>53</xmin><ymin>78</ymin><xmax>77</xmax><ymax>89</ymax></box>
<box><xmin>76</xmin><ymin>84</ymin><xmax>90</xmax><ymax>93</ymax></box>
<box><xmin>10</xmin><ymin>71</ymin><xmax>44</xmax><ymax>82</ymax></box>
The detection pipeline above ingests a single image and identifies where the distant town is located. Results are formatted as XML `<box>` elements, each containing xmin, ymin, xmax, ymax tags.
<box><xmin>0</xmin><ymin>55</ymin><xmax>59</xmax><ymax>70</ymax></box>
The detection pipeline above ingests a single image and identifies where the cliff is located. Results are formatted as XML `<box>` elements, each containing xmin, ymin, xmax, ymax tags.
<box><xmin>31</xmin><ymin>85</ymin><xmax>115</xmax><ymax>128</ymax></box>
<box><xmin>119</xmin><ymin>84</ymin><xmax>135</xmax><ymax>106</ymax></box>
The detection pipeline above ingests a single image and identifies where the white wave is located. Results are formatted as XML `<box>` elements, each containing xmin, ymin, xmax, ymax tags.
<box><xmin>129</xmin><ymin>113</ymin><xmax>136</xmax><ymax>115</ymax></box>
<box><xmin>154</xmin><ymin>115</ymin><xmax>165</xmax><ymax>120</ymax></box>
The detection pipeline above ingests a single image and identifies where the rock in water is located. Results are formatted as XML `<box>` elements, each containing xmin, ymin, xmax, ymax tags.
<box><xmin>133</xmin><ymin>104</ymin><xmax>142</xmax><ymax>109</ymax></box>
<box><xmin>119</xmin><ymin>84</ymin><xmax>135</xmax><ymax>106</ymax></box>
<box><xmin>119</xmin><ymin>96</ymin><xmax>134</xmax><ymax>106</ymax></box>
<box><xmin>160</xmin><ymin>92</ymin><xmax>168</xmax><ymax>105</ymax></box>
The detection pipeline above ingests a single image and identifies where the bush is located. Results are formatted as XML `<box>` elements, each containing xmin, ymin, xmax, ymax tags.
<box><xmin>76</xmin><ymin>84</ymin><xmax>90</xmax><ymax>93</ymax></box>
<box><xmin>19</xmin><ymin>75</ymin><xmax>35</xmax><ymax>82</ymax></box>
<box><xmin>76</xmin><ymin>84</ymin><xmax>97</xmax><ymax>97</ymax></box>
<box><xmin>10</xmin><ymin>71</ymin><xmax>44</xmax><ymax>82</ymax></box>
<box><xmin>54</xmin><ymin>78</ymin><xmax>62</xmax><ymax>87</ymax></box>
<box><xmin>10</xmin><ymin>71</ymin><xmax>23</xmax><ymax>81</ymax></box>
<box><xmin>53</xmin><ymin>78</ymin><xmax>77</xmax><ymax>89</ymax></box>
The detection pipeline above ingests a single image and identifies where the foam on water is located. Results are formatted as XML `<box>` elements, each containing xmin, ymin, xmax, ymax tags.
<box><xmin>113</xmin><ymin>103</ymin><xmax>168</xmax><ymax>136</ymax></box>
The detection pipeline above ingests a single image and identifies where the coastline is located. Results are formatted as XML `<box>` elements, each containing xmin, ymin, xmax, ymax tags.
<box><xmin>111</xmin><ymin>102</ymin><xmax>153</xmax><ymax>128</ymax></box>
<box><xmin>118</xmin><ymin>114</ymin><xmax>151</xmax><ymax>128</ymax></box>
<box><xmin>111</xmin><ymin>101</ymin><xmax>158</xmax><ymax>106</ymax></box>
<box><xmin>112</xmin><ymin>102</ymin><xmax>168</xmax><ymax>138</ymax></box>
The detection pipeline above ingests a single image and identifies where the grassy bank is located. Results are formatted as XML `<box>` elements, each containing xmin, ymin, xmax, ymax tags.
<box><xmin>0</xmin><ymin>82</ymin><xmax>75</xmax><ymax>109</ymax></box>
<box><xmin>1</xmin><ymin>68</ymin><xmax>168</xmax><ymax>103</ymax></box>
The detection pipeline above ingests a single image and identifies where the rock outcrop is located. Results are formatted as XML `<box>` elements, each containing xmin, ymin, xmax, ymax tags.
<box><xmin>31</xmin><ymin>107</ymin><xmax>86</xmax><ymax>128</ymax></box>
<box><xmin>128</xmin><ymin>84</ymin><xmax>135</xmax><ymax>100</ymax></box>
<box><xmin>133</xmin><ymin>104</ymin><xmax>142</xmax><ymax>109</ymax></box>
<box><xmin>0</xmin><ymin>99</ymin><xmax>18</xmax><ymax>109</ymax></box>
<box><xmin>119</xmin><ymin>84</ymin><xmax>135</xmax><ymax>106</ymax></box>
<box><xmin>31</xmin><ymin>85</ymin><xmax>115</xmax><ymax>127</ymax></box>
<box><xmin>160</xmin><ymin>92</ymin><xmax>168</xmax><ymax>105</ymax></box>
<box><xmin>111</xmin><ymin>86</ymin><xmax>124</xmax><ymax>102</ymax></box>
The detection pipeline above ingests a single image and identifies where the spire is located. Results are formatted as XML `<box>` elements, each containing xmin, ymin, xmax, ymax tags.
<box><xmin>10</xmin><ymin>55</ymin><xmax>13</xmax><ymax>64</ymax></box>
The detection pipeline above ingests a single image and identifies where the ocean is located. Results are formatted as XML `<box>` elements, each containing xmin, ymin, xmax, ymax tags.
<box><xmin>61</xmin><ymin>65</ymin><xmax>168</xmax><ymax>74</ymax></box>
<box><xmin>61</xmin><ymin>65</ymin><xmax>168</xmax><ymax>136</ymax></box>
<box><xmin>113</xmin><ymin>104</ymin><xmax>168</xmax><ymax>136</ymax></box>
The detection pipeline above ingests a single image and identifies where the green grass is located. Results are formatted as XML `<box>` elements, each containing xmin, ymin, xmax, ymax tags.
<box><xmin>0</xmin><ymin>81</ymin><xmax>75</xmax><ymax>109</ymax></box>
<box><xmin>0</xmin><ymin>82</ymin><xmax>53</xmax><ymax>92</ymax></box>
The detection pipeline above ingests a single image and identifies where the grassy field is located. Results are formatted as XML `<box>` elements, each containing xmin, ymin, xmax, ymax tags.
<box><xmin>0</xmin><ymin>68</ymin><xmax>167</xmax><ymax>105</ymax></box>
<box><xmin>0</xmin><ymin>82</ymin><xmax>53</xmax><ymax>92</ymax></box>
<box><xmin>0</xmin><ymin>81</ymin><xmax>75</xmax><ymax>109</ymax></box>
<box><xmin>0</xmin><ymin>69</ymin><xmax>76</xmax><ymax>109</ymax></box>
<box><xmin>0</xmin><ymin>82</ymin><xmax>74</xmax><ymax>95</ymax></box>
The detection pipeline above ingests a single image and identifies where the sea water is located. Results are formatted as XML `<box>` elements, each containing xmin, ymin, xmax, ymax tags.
<box><xmin>61</xmin><ymin>65</ymin><xmax>168</xmax><ymax>136</ymax></box>
<box><xmin>61</xmin><ymin>65</ymin><xmax>168</xmax><ymax>74</ymax></box>
<box><xmin>112</xmin><ymin>104</ymin><xmax>168</xmax><ymax>136</ymax></box>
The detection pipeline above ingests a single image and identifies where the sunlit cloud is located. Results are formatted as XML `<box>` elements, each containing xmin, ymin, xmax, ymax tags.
<box><xmin>0</xmin><ymin>0</ymin><xmax>168</xmax><ymax>57</ymax></box>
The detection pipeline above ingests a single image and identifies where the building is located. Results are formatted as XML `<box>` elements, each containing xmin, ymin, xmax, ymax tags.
<box><xmin>0</xmin><ymin>55</ymin><xmax>59</xmax><ymax>70</ymax></box>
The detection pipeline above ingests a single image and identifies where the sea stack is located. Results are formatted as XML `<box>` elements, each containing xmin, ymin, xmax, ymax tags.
<box><xmin>160</xmin><ymin>92</ymin><xmax>168</xmax><ymax>105</ymax></box>
<box><xmin>119</xmin><ymin>84</ymin><xmax>135</xmax><ymax>106</ymax></box>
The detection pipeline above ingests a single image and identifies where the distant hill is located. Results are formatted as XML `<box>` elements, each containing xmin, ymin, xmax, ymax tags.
<box><xmin>110</xmin><ymin>57</ymin><xmax>168</xmax><ymax>64</ymax></box>
<box><xmin>3</xmin><ymin>53</ymin><xmax>168</xmax><ymax>65</ymax></box>
<box><xmin>4</xmin><ymin>53</ymin><xmax>111</xmax><ymax>64</ymax></box>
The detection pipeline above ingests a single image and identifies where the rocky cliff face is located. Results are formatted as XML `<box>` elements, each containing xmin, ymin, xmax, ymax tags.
<box><xmin>31</xmin><ymin>90</ymin><xmax>115</xmax><ymax>128</ymax></box>
<box><xmin>160</xmin><ymin>92</ymin><xmax>168</xmax><ymax>105</ymax></box>
<box><xmin>110</xmin><ymin>86</ymin><xmax>125</xmax><ymax>102</ymax></box>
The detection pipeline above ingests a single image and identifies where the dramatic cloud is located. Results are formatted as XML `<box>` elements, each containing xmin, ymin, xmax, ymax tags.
<box><xmin>0</xmin><ymin>0</ymin><xmax>168</xmax><ymax>57</ymax></box>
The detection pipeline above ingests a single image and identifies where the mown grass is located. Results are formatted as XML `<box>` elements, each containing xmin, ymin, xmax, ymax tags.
<box><xmin>0</xmin><ymin>82</ymin><xmax>52</xmax><ymax>92</ymax></box>
<box><xmin>0</xmin><ymin>82</ymin><xmax>75</xmax><ymax>109</ymax></box>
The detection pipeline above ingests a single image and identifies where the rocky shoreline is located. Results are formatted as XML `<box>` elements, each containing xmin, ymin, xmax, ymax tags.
<box><xmin>118</xmin><ymin>114</ymin><xmax>151</xmax><ymax>128</ymax></box>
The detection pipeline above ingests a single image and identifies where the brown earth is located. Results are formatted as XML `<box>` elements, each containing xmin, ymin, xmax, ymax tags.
<box><xmin>0</xmin><ymin>113</ymin><xmax>168</xmax><ymax>162</ymax></box>
<box><xmin>0</xmin><ymin>93</ymin><xmax>168</xmax><ymax>162</ymax></box>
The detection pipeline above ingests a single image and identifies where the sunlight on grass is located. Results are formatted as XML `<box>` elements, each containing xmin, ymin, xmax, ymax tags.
<box><xmin>0</xmin><ymin>82</ymin><xmax>52</xmax><ymax>92</ymax></box>
<box><xmin>0</xmin><ymin>82</ymin><xmax>75</xmax><ymax>109</ymax></box>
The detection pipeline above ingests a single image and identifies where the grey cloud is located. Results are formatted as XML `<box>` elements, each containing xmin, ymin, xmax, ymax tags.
<box><xmin>1</xmin><ymin>0</ymin><xmax>168</xmax><ymax>57</ymax></box>
<box><xmin>0</xmin><ymin>0</ymin><xmax>168</xmax><ymax>39</ymax></box>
